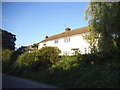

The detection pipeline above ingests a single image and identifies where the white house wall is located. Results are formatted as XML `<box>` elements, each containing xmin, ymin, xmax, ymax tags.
<box><xmin>38</xmin><ymin>32</ymin><xmax>90</xmax><ymax>55</ymax></box>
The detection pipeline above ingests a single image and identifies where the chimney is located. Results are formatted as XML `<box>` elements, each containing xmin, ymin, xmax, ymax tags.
<box><xmin>45</xmin><ymin>36</ymin><xmax>49</xmax><ymax>39</ymax></box>
<box><xmin>65</xmin><ymin>27</ymin><xmax>71</xmax><ymax>31</ymax></box>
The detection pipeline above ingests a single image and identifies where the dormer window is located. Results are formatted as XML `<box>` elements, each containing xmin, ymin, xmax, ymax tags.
<box><xmin>54</xmin><ymin>40</ymin><xmax>58</xmax><ymax>44</ymax></box>
<box><xmin>64</xmin><ymin>38</ymin><xmax>70</xmax><ymax>43</ymax></box>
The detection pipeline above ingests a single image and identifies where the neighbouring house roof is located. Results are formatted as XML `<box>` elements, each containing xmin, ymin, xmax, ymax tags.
<box><xmin>40</xmin><ymin>26</ymin><xmax>90</xmax><ymax>43</ymax></box>
<box><xmin>28</xmin><ymin>45</ymin><xmax>38</xmax><ymax>51</ymax></box>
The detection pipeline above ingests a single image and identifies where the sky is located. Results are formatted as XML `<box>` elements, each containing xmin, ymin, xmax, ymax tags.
<box><xmin>2</xmin><ymin>2</ymin><xmax>89</xmax><ymax>48</ymax></box>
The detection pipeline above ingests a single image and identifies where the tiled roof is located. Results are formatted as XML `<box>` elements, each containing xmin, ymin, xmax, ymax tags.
<box><xmin>40</xmin><ymin>26</ymin><xmax>90</xmax><ymax>43</ymax></box>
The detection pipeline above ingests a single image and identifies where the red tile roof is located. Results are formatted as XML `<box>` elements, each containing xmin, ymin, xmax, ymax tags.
<box><xmin>40</xmin><ymin>26</ymin><xmax>90</xmax><ymax>43</ymax></box>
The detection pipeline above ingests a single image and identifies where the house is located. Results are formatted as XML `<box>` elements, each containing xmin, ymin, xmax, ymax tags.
<box><xmin>18</xmin><ymin>45</ymin><xmax>38</xmax><ymax>53</ymax></box>
<box><xmin>38</xmin><ymin>26</ymin><xmax>90</xmax><ymax>55</ymax></box>
<box><xmin>27</xmin><ymin>45</ymin><xmax>38</xmax><ymax>52</ymax></box>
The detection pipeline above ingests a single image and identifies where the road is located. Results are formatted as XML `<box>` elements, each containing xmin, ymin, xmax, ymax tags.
<box><xmin>2</xmin><ymin>74</ymin><xmax>60</xmax><ymax>88</ymax></box>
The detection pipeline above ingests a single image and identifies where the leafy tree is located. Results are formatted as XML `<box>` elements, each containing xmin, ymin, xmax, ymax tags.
<box><xmin>1</xmin><ymin>29</ymin><xmax>16</xmax><ymax>50</ymax></box>
<box><xmin>85</xmin><ymin>2</ymin><xmax>120</xmax><ymax>53</ymax></box>
<box><xmin>17</xmin><ymin>46</ymin><xmax>28</xmax><ymax>53</ymax></box>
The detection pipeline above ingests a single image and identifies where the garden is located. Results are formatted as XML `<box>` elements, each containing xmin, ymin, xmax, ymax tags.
<box><xmin>2</xmin><ymin>46</ymin><xmax>119</xmax><ymax>88</ymax></box>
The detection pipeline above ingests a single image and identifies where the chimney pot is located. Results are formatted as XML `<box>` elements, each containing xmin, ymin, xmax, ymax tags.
<box><xmin>65</xmin><ymin>27</ymin><xmax>71</xmax><ymax>31</ymax></box>
<box><xmin>45</xmin><ymin>36</ymin><xmax>49</xmax><ymax>39</ymax></box>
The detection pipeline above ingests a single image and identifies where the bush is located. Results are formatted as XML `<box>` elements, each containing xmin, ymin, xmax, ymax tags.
<box><xmin>13</xmin><ymin>46</ymin><xmax>61</xmax><ymax>71</ymax></box>
<box><xmin>13</xmin><ymin>51</ymin><xmax>39</xmax><ymax>71</ymax></box>
<box><xmin>2</xmin><ymin>49</ymin><xmax>14</xmax><ymax>72</ymax></box>
<box><xmin>37</xmin><ymin>46</ymin><xmax>61</xmax><ymax>63</ymax></box>
<box><xmin>77</xmin><ymin>51</ymin><xmax>117</xmax><ymax>64</ymax></box>
<box><xmin>2</xmin><ymin>48</ymin><xmax>25</xmax><ymax>72</ymax></box>
<box><xmin>2</xmin><ymin>49</ymin><xmax>13</xmax><ymax>62</ymax></box>
<box><xmin>77</xmin><ymin>54</ymin><xmax>98</xmax><ymax>64</ymax></box>
<box><xmin>51</xmin><ymin>56</ymin><xmax>79</xmax><ymax>70</ymax></box>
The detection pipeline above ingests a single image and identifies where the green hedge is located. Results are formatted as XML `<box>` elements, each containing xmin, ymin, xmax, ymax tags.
<box><xmin>13</xmin><ymin>51</ymin><xmax>39</xmax><ymax>71</ymax></box>
<box><xmin>51</xmin><ymin>56</ymin><xmax>79</xmax><ymax>70</ymax></box>
<box><xmin>2</xmin><ymin>49</ymin><xmax>24</xmax><ymax>72</ymax></box>
<box><xmin>77</xmin><ymin>51</ymin><xmax>117</xmax><ymax>64</ymax></box>
<box><xmin>13</xmin><ymin>46</ymin><xmax>61</xmax><ymax>71</ymax></box>
<box><xmin>2</xmin><ymin>49</ymin><xmax>13</xmax><ymax>72</ymax></box>
<box><xmin>2</xmin><ymin>49</ymin><xmax>13</xmax><ymax>62</ymax></box>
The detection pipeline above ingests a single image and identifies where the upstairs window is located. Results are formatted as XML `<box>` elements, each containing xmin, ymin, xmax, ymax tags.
<box><xmin>54</xmin><ymin>40</ymin><xmax>59</xmax><ymax>44</ymax></box>
<box><xmin>43</xmin><ymin>44</ymin><xmax>46</xmax><ymax>46</ymax></box>
<box><xmin>64</xmin><ymin>38</ymin><xmax>70</xmax><ymax>43</ymax></box>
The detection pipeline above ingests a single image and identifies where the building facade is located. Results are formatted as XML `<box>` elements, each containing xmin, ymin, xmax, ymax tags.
<box><xmin>38</xmin><ymin>26</ymin><xmax>90</xmax><ymax>55</ymax></box>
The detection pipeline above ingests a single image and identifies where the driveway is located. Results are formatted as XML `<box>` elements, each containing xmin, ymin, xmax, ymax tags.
<box><xmin>2</xmin><ymin>74</ymin><xmax>60</xmax><ymax>88</ymax></box>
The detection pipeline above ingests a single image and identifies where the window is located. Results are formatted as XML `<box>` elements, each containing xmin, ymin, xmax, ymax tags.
<box><xmin>63</xmin><ymin>51</ymin><xmax>69</xmax><ymax>55</ymax></box>
<box><xmin>54</xmin><ymin>40</ymin><xmax>59</xmax><ymax>44</ymax></box>
<box><xmin>64</xmin><ymin>38</ymin><xmax>70</xmax><ymax>43</ymax></box>
<box><xmin>71</xmin><ymin>48</ymin><xmax>79</xmax><ymax>55</ymax></box>
<box><xmin>43</xmin><ymin>44</ymin><xmax>46</xmax><ymax>46</ymax></box>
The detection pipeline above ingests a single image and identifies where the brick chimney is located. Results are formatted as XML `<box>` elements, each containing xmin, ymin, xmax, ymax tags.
<box><xmin>45</xmin><ymin>36</ymin><xmax>49</xmax><ymax>39</ymax></box>
<box><xmin>65</xmin><ymin>27</ymin><xmax>71</xmax><ymax>31</ymax></box>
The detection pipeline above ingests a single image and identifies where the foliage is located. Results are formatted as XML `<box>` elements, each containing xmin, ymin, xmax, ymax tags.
<box><xmin>13</xmin><ymin>46</ymin><xmax>61</xmax><ymax>71</ymax></box>
<box><xmin>83</xmin><ymin>31</ymin><xmax>98</xmax><ymax>53</ymax></box>
<box><xmin>11</xmin><ymin>61</ymin><xmax>119</xmax><ymax>88</ymax></box>
<box><xmin>2</xmin><ymin>49</ymin><xmax>24</xmax><ymax>72</ymax></box>
<box><xmin>37</xmin><ymin>46</ymin><xmax>61</xmax><ymax>63</ymax></box>
<box><xmin>85</xmin><ymin>2</ymin><xmax>120</xmax><ymax>53</ymax></box>
<box><xmin>2</xmin><ymin>49</ymin><xmax>13</xmax><ymax>72</ymax></box>
<box><xmin>17</xmin><ymin>46</ymin><xmax>28</xmax><ymax>53</ymax></box>
<box><xmin>1</xmin><ymin>29</ymin><xmax>16</xmax><ymax>50</ymax></box>
<box><xmin>13</xmin><ymin>51</ymin><xmax>48</xmax><ymax>71</ymax></box>
<box><xmin>3</xmin><ymin>48</ymin><xmax>119</xmax><ymax>88</ymax></box>
<box><xmin>2</xmin><ymin>49</ymin><xmax>13</xmax><ymax>63</ymax></box>
<box><xmin>51</xmin><ymin>56</ymin><xmax>79</xmax><ymax>70</ymax></box>
<box><xmin>78</xmin><ymin>52</ymin><xmax>116</xmax><ymax>64</ymax></box>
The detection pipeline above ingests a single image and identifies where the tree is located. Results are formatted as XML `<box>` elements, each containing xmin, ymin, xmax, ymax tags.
<box><xmin>84</xmin><ymin>2</ymin><xmax>120</xmax><ymax>53</ymax></box>
<box><xmin>1</xmin><ymin>29</ymin><xmax>16</xmax><ymax>50</ymax></box>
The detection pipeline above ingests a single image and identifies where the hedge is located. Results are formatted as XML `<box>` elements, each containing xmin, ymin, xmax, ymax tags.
<box><xmin>13</xmin><ymin>46</ymin><xmax>61</xmax><ymax>71</ymax></box>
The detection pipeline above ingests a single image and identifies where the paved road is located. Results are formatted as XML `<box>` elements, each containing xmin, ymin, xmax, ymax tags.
<box><xmin>2</xmin><ymin>74</ymin><xmax>59</xmax><ymax>88</ymax></box>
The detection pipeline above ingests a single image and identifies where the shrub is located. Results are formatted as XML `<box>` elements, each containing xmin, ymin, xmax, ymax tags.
<box><xmin>2</xmin><ymin>48</ymin><xmax>25</xmax><ymax>72</ymax></box>
<box><xmin>51</xmin><ymin>56</ymin><xmax>79</xmax><ymax>70</ymax></box>
<box><xmin>77</xmin><ymin>54</ymin><xmax>98</xmax><ymax>64</ymax></box>
<box><xmin>37</xmin><ymin>46</ymin><xmax>61</xmax><ymax>63</ymax></box>
<box><xmin>13</xmin><ymin>51</ymin><xmax>39</xmax><ymax>71</ymax></box>
<box><xmin>13</xmin><ymin>46</ymin><xmax>61</xmax><ymax>71</ymax></box>
<box><xmin>77</xmin><ymin>51</ymin><xmax>117</xmax><ymax>64</ymax></box>
<box><xmin>2</xmin><ymin>49</ymin><xmax>13</xmax><ymax>62</ymax></box>
<box><xmin>2</xmin><ymin>49</ymin><xmax>13</xmax><ymax>72</ymax></box>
